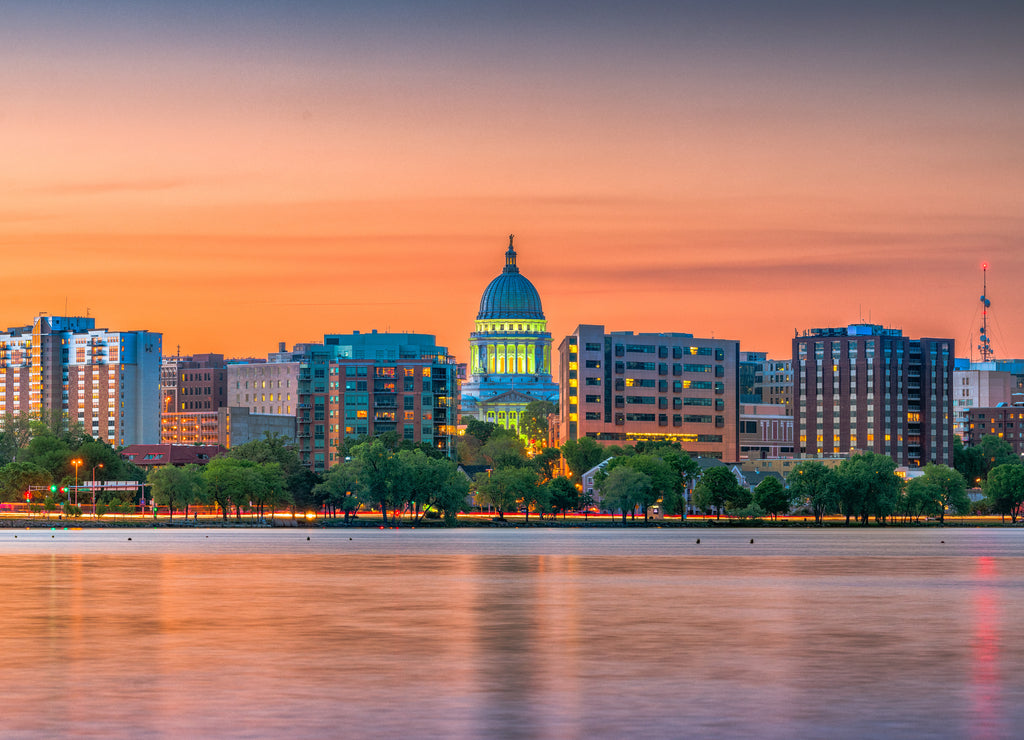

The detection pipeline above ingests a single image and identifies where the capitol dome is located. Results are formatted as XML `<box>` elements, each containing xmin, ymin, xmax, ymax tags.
<box><xmin>476</xmin><ymin>235</ymin><xmax>545</xmax><ymax>320</ymax></box>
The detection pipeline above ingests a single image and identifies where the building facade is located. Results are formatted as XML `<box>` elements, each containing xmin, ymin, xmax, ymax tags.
<box><xmin>160</xmin><ymin>353</ymin><xmax>228</xmax><ymax>445</ymax></box>
<box><xmin>293</xmin><ymin>332</ymin><xmax>458</xmax><ymax>472</ymax></box>
<box><xmin>964</xmin><ymin>405</ymin><xmax>1024</xmax><ymax>458</ymax></box>
<box><xmin>952</xmin><ymin>359</ymin><xmax>1024</xmax><ymax>441</ymax></box>
<box><xmin>0</xmin><ymin>315</ymin><xmax>160</xmax><ymax>445</ymax></box>
<box><xmin>557</xmin><ymin>325</ymin><xmax>740</xmax><ymax>460</ymax></box>
<box><xmin>793</xmin><ymin>324</ymin><xmax>954</xmax><ymax>467</ymax></box>
<box><xmin>739</xmin><ymin>403</ymin><xmax>794</xmax><ymax>460</ymax></box>
<box><xmin>460</xmin><ymin>236</ymin><xmax>559</xmax><ymax>432</ymax></box>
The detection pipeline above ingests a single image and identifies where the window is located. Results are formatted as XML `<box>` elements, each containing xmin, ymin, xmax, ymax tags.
<box><xmin>585</xmin><ymin>343</ymin><xmax>602</xmax><ymax>352</ymax></box>
<box><xmin>585</xmin><ymin>394</ymin><xmax>601</xmax><ymax>403</ymax></box>
<box><xmin>585</xmin><ymin>360</ymin><xmax>601</xmax><ymax>368</ymax></box>
<box><xmin>585</xmin><ymin>377</ymin><xmax>601</xmax><ymax>386</ymax></box>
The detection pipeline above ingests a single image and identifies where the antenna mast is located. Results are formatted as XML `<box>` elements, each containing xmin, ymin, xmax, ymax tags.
<box><xmin>978</xmin><ymin>262</ymin><xmax>994</xmax><ymax>361</ymax></box>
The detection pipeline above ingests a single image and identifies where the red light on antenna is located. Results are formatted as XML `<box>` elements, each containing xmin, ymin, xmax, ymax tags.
<box><xmin>982</xmin><ymin>262</ymin><xmax>989</xmax><ymax>270</ymax></box>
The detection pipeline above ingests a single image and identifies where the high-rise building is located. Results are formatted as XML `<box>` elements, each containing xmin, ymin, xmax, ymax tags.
<box><xmin>0</xmin><ymin>315</ymin><xmax>160</xmax><ymax>445</ymax></box>
<box><xmin>557</xmin><ymin>325</ymin><xmax>739</xmax><ymax>460</ymax></box>
<box><xmin>460</xmin><ymin>236</ymin><xmax>559</xmax><ymax>432</ymax></box>
<box><xmin>292</xmin><ymin>331</ymin><xmax>458</xmax><ymax>472</ymax></box>
<box><xmin>952</xmin><ymin>359</ymin><xmax>1024</xmax><ymax>440</ymax></box>
<box><xmin>160</xmin><ymin>353</ymin><xmax>228</xmax><ymax>445</ymax></box>
<box><xmin>793</xmin><ymin>324</ymin><xmax>954</xmax><ymax>467</ymax></box>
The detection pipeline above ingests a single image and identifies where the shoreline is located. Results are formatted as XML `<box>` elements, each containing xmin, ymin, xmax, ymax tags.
<box><xmin>1</xmin><ymin>516</ymin><xmax>1019</xmax><ymax>529</ymax></box>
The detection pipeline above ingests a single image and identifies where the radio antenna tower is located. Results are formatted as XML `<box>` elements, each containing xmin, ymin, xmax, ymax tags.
<box><xmin>978</xmin><ymin>262</ymin><xmax>994</xmax><ymax>361</ymax></box>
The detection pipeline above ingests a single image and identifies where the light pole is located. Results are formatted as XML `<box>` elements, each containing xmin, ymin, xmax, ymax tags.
<box><xmin>92</xmin><ymin>463</ymin><xmax>104</xmax><ymax>515</ymax></box>
<box><xmin>71</xmin><ymin>458</ymin><xmax>83</xmax><ymax>506</ymax></box>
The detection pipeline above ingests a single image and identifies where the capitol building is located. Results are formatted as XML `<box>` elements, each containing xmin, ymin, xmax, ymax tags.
<box><xmin>461</xmin><ymin>236</ymin><xmax>559</xmax><ymax>432</ymax></box>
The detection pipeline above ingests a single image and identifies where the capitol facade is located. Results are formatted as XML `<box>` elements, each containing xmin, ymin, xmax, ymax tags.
<box><xmin>461</xmin><ymin>235</ymin><xmax>559</xmax><ymax>432</ymax></box>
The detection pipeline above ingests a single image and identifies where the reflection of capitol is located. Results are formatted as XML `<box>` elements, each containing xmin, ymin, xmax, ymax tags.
<box><xmin>461</xmin><ymin>236</ymin><xmax>559</xmax><ymax>431</ymax></box>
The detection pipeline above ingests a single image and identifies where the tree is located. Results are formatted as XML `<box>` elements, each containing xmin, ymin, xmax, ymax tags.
<box><xmin>560</xmin><ymin>437</ymin><xmax>606</xmax><ymax>483</ymax></box>
<box><xmin>985</xmin><ymin>463</ymin><xmax>1024</xmax><ymax>523</ymax></box>
<box><xmin>661</xmin><ymin>449</ymin><xmax>700</xmax><ymax>517</ymax></box>
<box><xmin>753</xmin><ymin>476</ymin><xmax>792</xmax><ymax>520</ymax></box>
<box><xmin>975</xmin><ymin>436</ymin><xmax>1020</xmax><ymax>480</ymax></box>
<box><xmin>600</xmin><ymin>466</ymin><xmax>652</xmax><ymax>524</ymax></box>
<box><xmin>520</xmin><ymin>400</ymin><xmax>556</xmax><ymax>446</ymax></box>
<box><xmin>481</xmin><ymin>433</ymin><xmax>529</xmax><ymax>470</ymax></box>
<box><xmin>787</xmin><ymin>462</ymin><xmax>837</xmax><ymax>524</ymax></box>
<box><xmin>546</xmin><ymin>476</ymin><xmax>579</xmax><ymax>519</ymax></box>
<box><xmin>474</xmin><ymin>467</ymin><xmax>535</xmax><ymax>520</ymax></box>
<box><xmin>915</xmin><ymin>464</ymin><xmax>969</xmax><ymax>523</ymax></box>
<box><xmin>314</xmin><ymin>462</ymin><xmax>360</xmax><ymax>521</ymax></box>
<box><xmin>606</xmin><ymin>454</ymin><xmax>676</xmax><ymax>521</ymax></box>
<box><xmin>692</xmin><ymin>467</ymin><xmax>740</xmax><ymax>519</ymax></box>
<box><xmin>202</xmin><ymin>457</ymin><xmax>252</xmax><ymax>520</ymax></box>
<box><xmin>533</xmin><ymin>447</ymin><xmax>562</xmax><ymax>481</ymax></box>
<box><xmin>0</xmin><ymin>461</ymin><xmax>50</xmax><ymax>503</ymax></box>
<box><xmin>462</xmin><ymin>417</ymin><xmax>504</xmax><ymax>445</ymax></box>
<box><xmin>834</xmin><ymin>452</ymin><xmax>903</xmax><ymax>525</ymax></box>
<box><xmin>149</xmin><ymin>464</ymin><xmax>206</xmax><ymax>520</ymax></box>
<box><xmin>352</xmin><ymin>440</ymin><xmax>404</xmax><ymax>525</ymax></box>
<box><xmin>903</xmin><ymin>477</ymin><xmax>942</xmax><ymax>523</ymax></box>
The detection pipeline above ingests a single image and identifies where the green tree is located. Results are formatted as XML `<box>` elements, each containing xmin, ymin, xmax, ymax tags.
<box><xmin>560</xmin><ymin>437</ymin><xmax>607</xmax><ymax>483</ymax></box>
<box><xmin>692</xmin><ymin>466</ymin><xmax>740</xmax><ymax>519</ymax></box>
<box><xmin>149</xmin><ymin>464</ymin><xmax>207</xmax><ymax>520</ymax></box>
<box><xmin>474</xmin><ymin>467</ymin><xmax>535</xmax><ymax>520</ymax></box>
<box><xmin>314</xmin><ymin>462</ymin><xmax>361</xmax><ymax>522</ymax></box>
<box><xmin>202</xmin><ymin>457</ymin><xmax>252</xmax><ymax>520</ymax></box>
<box><xmin>606</xmin><ymin>454</ymin><xmax>676</xmax><ymax>521</ymax></box>
<box><xmin>661</xmin><ymin>449</ymin><xmax>700</xmax><ymax>516</ymax></box>
<box><xmin>352</xmin><ymin>440</ymin><xmax>404</xmax><ymax>525</ymax></box>
<box><xmin>0</xmin><ymin>461</ymin><xmax>51</xmax><ymax>503</ymax></box>
<box><xmin>985</xmin><ymin>463</ymin><xmax>1024</xmax><ymax>523</ymax></box>
<box><xmin>787</xmin><ymin>462</ymin><xmax>838</xmax><ymax>524</ymax></box>
<box><xmin>481</xmin><ymin>433</ymin><xmax>529</xmax><ymax>470</ymax></box>
<box><xmin>953</xmin><ymin>437</ymin><xmax>984</xmax><ymax>486</ymax></box>
<box><xmin>915</xmin><ymin>463</ymin><xmax>969</xmax><ymax>523</ymax></box>
<box><xmin>834</xmin><ymin>452</ymin><xmax>903</xmax><ymax>525</ymax></box>
<box><xmin>753</xmin><ymin>476</ymin><xmax>792</xmax><ymax>520</ymax></box>
<box><xmin>520</xmin><ymin>400</ymin><xmax>556</xmax><ymax>446</ymax></box>
<box><xmin>252</xmin><ymin>462</ymin><xmax>291</xmax><ymax>519</ymax></box>
<box><xmin>600</xmin><ymin>466</ymin><xmax>651</xmax><ymax>524</ymax></box>
<box><xmin>903</xmin><ymin>476</ymin><xmax>942</xmax><ymax>522</ymax></box>
<box><xmin>462</xmin><ymin>417</ymin><xmax>504</xmax><ymax>445</ymax></box>
<box><xmin>533</xmin><ymin>447</ymin><xmax>562</xmax><ymax>481</ymax></box>
<box><xmin>546</xmin><ymin>476</ymin><xmax>579</xmax><ymax>519</ymax></box>
<box><xmin>975</xmin><ymin>435</ymin><xmax>1020</xmax><ymax>480</ymax></box>
<box><xmin>0</xmin><ymin>411</ymin><xmax>35</xmax><ymax>465</ymax></box>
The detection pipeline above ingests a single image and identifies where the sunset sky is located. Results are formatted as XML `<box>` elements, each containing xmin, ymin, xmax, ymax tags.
<box><xmin>3</xmin><ymin>1</ymin><xmax>1022</xmax><ymax>363</ymax></box>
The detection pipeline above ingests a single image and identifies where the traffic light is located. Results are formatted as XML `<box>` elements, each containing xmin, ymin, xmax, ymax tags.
<box><xmin>50</xmin><ymin>484</ymin><xmax>58</xmax><ymax>493</ymax></box>
<box><xmin>25</xmin><ymin>491</ymin><xmax>31</xmax><ymax>502</ymax></box>
<box><xmin>59</xmin><ymin>487</ymin><xmax>66</xmax><ymax>494</ymax></box>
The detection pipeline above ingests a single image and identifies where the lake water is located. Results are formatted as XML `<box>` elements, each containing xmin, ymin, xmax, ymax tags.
<box><xmin>1</xmin><ymin>528</ymin><xmax>1022</xmax><ymax>738</ymax></box>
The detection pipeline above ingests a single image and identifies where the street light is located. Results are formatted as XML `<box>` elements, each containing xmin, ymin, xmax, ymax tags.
<box><xmin>92</xmin><ymin>463</ymin><xmax>104</xmax><ymax>514</ymax></box>
<box><xmin>71</xmin><ymin>458</ymin><xmax>83</xmax><ymax>506</ymax></box>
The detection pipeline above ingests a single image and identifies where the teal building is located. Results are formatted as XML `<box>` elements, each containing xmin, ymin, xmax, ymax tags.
<box><xmin>461</xmin><ymin>236</ymin><xmax>559</xmax><ymax>432</ymax></box>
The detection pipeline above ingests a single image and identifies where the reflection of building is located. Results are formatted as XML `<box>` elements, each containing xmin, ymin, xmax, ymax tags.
<box><xmin>461</xmin><ymin>236</ymin><xmax>559</xmax><ymax>431</ymax></box>
<box><xmin>160</xmin><ymin>353</ymin><xmax>228</xmax><ymax>445</ymax></box>
<box><xmin>0</xmin><ymin>315</ymin><xmax>160</xmax><ymax>445</ymax></box>
<box><xmin>794</xmin><ymin>323</ymin><xmax>954</xmax><ymax>467</ymax></box>
<box><xmin>557</xmin><ymin>324</ymin><xmax>740</xmax><ymax>460</ymax></box>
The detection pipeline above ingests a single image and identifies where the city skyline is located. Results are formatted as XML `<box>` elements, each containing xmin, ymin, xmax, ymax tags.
<box><xmin>4</xmin><ymin>2</ymin><xmax>1022</xmax><ymax>362</ymax></box>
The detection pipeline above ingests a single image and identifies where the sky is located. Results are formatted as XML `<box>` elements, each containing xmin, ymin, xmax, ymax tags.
<box><xmin>2</xmin><ymin>1</ymin><xmax>1022</xmax><ymax>363</ymax></box>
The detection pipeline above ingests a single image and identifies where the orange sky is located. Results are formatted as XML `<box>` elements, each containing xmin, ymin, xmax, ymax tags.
<box><xmin>3</xmin><ymin>2</ymin><xmax>1022</xmax><ymax>362</ymax></box>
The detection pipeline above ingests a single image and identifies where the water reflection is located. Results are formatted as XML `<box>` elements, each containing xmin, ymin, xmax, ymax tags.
<box><xmin>0</xmin><ymin>529</ymin><xmax>1022</xmax><ymax>738</ymax></box>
